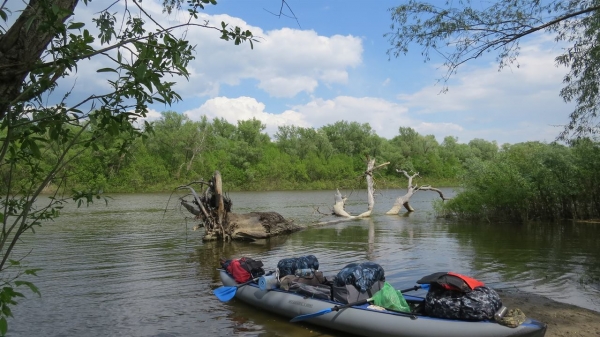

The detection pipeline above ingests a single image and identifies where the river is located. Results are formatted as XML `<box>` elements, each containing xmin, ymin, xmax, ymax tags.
<box><xmin>8</xmin><ymin>189</ymin><xmax>600</xmax><ymax>336</ymax></box>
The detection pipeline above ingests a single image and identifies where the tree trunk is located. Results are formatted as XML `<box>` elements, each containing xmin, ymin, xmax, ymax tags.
<box><xmin>386</xmin><ymin>169</ymin><xmax>450</xmax><ymax>214</ymax></box>
<box><xmin>356</xmin><ymin>157</ymin><xmax>389</xmax><ymax>217</ymax></box>
<box><xmin>332</xmin><ymin>189</ymin><xmax>351</xmax><ymax>217</ymax></box>
<box><xmin>213</xmin><ymin>171</ymin><xmax>226</xmax><ymax>237</ymax></box>
<box><xmin>331</xmin><ymin>156</ymin><xmax>389</xmax><ymax>218</ymax></box>
<box><xmin>178</xmin><ymin>171</ymin><xmax>303</xmax><ymax>241</ymax></box>
<box><xmin>0</xmin><ymin>0</ymin><xmax>79</xmax><ymax>118</ymax></box>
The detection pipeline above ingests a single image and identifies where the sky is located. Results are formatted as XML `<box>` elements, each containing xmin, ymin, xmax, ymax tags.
<box><xmin>19</xmin><ymin>0</ymin><xmax>576</xmax><ymax>145</ymax></box>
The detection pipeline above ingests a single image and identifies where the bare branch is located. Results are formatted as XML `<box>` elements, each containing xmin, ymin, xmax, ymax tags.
<box><xmin>264</xmin><ymin>0</ymin><xmax>301</xmax><ymax>29</ymax></box>
<box><xmin>386</xmin><ymin>169</ymin><xmax>447</xmax><ymax>214</ymax></box>
<box><xmin>417</xmin><ymin>185</ymin><xmax>451</xmax><ymax>201</ymax></box>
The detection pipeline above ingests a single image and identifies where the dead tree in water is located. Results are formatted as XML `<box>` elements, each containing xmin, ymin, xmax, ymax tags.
<box><xmin>330</xmin><ymin>156</ymin><xmax>389</xmax><ymax>219</ymax></box>
<box><xmin>179</xmin><ymin>171</ymin><xmax>303</xmax><ymax>241</ymax></box>
<box><xmin>385</xmin><ymin>169</ymin><xmax>450</xmax><ymax>214</ymax></box>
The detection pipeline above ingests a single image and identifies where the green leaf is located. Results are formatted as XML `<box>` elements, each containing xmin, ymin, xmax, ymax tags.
<box><xmin>24</xmin><ymin>268</ymin><xmax>42</xmax><ymax>276</ymax></box>
<box><xmin>97</xmin><ymin>68</ymin><xmax>118</xmax><ymax>73</ymax></box>
<box><xmin>0</xmin><ymin>9</ymin><xmax>7</xmax><ymax>22</ymax></box>
<box><xmin>7</xmin><ymin>260</ymin><xmax>19</xmax><ymax>266</ymax></box>
<box><xmin>24</xmin><ymin>15</ymin><xmax>35</xmax><ymax>32</ymax></box>
<box><xmin>14</xmin><ymin>281</ymin><xmax>41</xmax><ymax>297</ymax></box>
<box><xmin>29</xmin><ymin>141</ymin><xmax>41</xmax><ymax>158</ymax></box>
<box><xmin>0</xmin><ymin>316</ymin><xmax>7</xmax><ymax>336</ymax></box>
<box><xmin>68</xmin><ymin>22</ymin><xmax>85</xmax><ymax>29</ymax></box>
<box><xmin>1</xmin><ymin>305</ymin><xmax>11</xmax><ymax>318</ymax></box>
<box><xmin>10</xmin><ymin>291</ymin><xmax>24</xmax><ymax>299</ymax></box>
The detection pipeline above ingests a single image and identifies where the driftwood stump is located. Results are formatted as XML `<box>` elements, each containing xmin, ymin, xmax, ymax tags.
<box><xmin>179</xmin><ymin>171</ymin><xmax>303</xmax><ymax>241</ymax></box>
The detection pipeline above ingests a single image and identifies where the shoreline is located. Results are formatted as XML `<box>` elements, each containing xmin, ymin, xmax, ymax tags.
<box><xmin>499</xmin><ymin>290</ymin><xmax>600</xmax><ymax>337</ymax></box>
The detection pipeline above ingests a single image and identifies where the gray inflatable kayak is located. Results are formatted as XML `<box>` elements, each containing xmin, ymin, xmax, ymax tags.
<box><xmin>219</xmin><ymin>270</ymin><xmax>546</xmax><ymax>337</ymax></box>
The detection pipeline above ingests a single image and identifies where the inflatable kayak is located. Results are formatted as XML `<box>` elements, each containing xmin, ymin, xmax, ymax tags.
<box><xmin>219</xmin><ymin>270</ymin><xmax>546</xmax><ymax>337</ymax></box>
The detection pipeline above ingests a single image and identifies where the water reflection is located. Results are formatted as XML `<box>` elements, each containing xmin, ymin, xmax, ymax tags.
<box><xmin>368</xmin><ymin>220</ymin><xmax>375</xmax><ymax>261</ymax></box>
<box><xmin>444</xmin><ymin>221</ymin><xmax>600</xmax><ymax>309</ymax></box>
<box><xmin>7</xmin><ymin>190</ymin><xmax>600</xmax><ymax>337</ymax></box>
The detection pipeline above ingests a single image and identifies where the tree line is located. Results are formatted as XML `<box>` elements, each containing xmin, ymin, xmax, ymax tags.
<box><xmin>5</xmin><ymin>110</ymin><xmax>599</xmax><ymax>223</ymax></box>
<box><xmin>441</xmin><ymin>138</ymin><xmax>600</xmax><ymax>222</ymax></box>
<box><xmin>13</xmin><ymin>110</ymin><xmax>497</xmax><ymax>192</ymax></box>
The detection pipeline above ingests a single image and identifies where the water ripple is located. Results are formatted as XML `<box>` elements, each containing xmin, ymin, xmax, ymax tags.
<box><xmin>7</xmin><ymin>191</ymin><xmax>600</xmax><ymax>337</ymax></box>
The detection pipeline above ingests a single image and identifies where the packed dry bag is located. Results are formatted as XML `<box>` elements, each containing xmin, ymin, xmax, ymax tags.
<box><xmin>276</xmin><ymin>255</ymin><xmax>319</xmax><ymax>277</ymax></box>
<box><xmin>332</xmin><ymin>262</ymin><xmax>385</xmax><ymax>304</ymax></box>
<box><xmin>221</xmin><ymin>257</ymin><xmax>265</xmax><ymax>283</ymax></box>
<box><xmin>418</xmin><ymin>272</ymin><xmax>502</xmax><ymax>321</ymax></box>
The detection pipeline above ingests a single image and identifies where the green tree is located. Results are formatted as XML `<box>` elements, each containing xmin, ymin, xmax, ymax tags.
<box><xmin>571</xmin><ymin>138</ymin><xmax>600</xmax><ymax>216</ymax></box>
<box><xmin>235</xmin><ymin>118</ymin><xmax>269</xmax><ymax>146</ymax></box>
<box><xmin>389</xmin><ymin>127</ymin><xmax>442</xmax><ymax>176</ymax></box>
<box><xmin>212</xmin><ymin>117</ymin><xmax>237</xmax><ymax>141</ymax></box>
<box><xmin>320</xmin><ymin>121</ymin><xmax>381</xmax><ymax>157</ymax></box>
<box><xmin>387</xmin><ymin>0</ymin><xmax>600</xmax><ymax>140</ymax></box>
<box><xmin>145</xmin><ymin>112</ymin><xmax>211</xmax><ymax>180</ymax></box>
<box><xmin>275</xmin><ymin>125</ymin><xmax>334</xmax><ymax>160</ymax></box>
<box><xmin>443</xmin><ymin>155</ymin><xmax>533</xmax><ymax>222</ymax></box>
<box><xmin>0</xmin><ymin>1</ymin><xmax>255</xmax><ymax>334</ymax></box>
<box><xmin>110</xmin><ymin>139</ymin><xmax>170</xmax><ymax>191</ymax></box>
<box><xmin>230</xmin><ymin>119</ymin><xmax>269</xmax><ymax>176</ymax></box>
<box><xmin>442</xmin><ymin>140</ymin><xmax>600</xmax><ymax>222</ymax></box>
<box><xmin>274</xmin><ymin>125</ymin><xmax>301</xmax><ymax>157</ymax></box>
<box><xmin>439</xmin><ymin>136</ymin><xmax>471</xmax><ymax>177</ymax></box>
<box><xmin>468</xmin><ymin>138</ymin><xmax>498</xmax><ymax>161</ymax></box>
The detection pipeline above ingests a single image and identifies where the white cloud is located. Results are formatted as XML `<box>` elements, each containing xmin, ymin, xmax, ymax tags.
<box><xmin>287</xmin><ymin>96</ymin><xmax>467</xmax><ymax>140</ymax></box>
<box><xmin>415</xmin><ymin>122</ymin><xmax>464</xmax><ymax>137</ymax></box>
<box><xmin>395</xmin><ymin>41</ymin><xmax>573</xmax><ymax>143</ymax></box>
<box><xmin>184</xmin><ymin>96</ymin><xmax>309</xmax><ymax>136</ymax></box>
<box><xmin>168</xmin><ymin>19</ymin><xmax>363</xmax><ymax>98</ymax></box>
<box><xmin>183</xmin><ymin>95</ymin><xmax>464</xmax><ymax>140</ymax></box>
<box><xmin>53</xmin><ymin>1</ymin><xmax>362</xmax><ymax>104</ymax></box>
<box><xmin>182</xmin><ymin>39</ymin><xmax>573</xmax><ymax>145</ymax></box>
<box><xmin>291</xmin><ymin>96</ymin><xmax>411</xmax><ymax>137</ymax></box>
<box><xmin>257</xmin><ymin>76</ymin><xmax>319</xmax><ymax>98</ymax></box>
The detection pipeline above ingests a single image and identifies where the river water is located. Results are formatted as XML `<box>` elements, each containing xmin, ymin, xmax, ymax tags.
<box><xmin>8</xmin><ymin>189</ymin><xmax>600</xmax><ymax>336</ymax></box>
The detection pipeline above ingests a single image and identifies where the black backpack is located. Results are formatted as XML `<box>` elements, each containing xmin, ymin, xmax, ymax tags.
<box><xmin>418</xmin><ymin>272</ymin><xmax>502</xmax><ymax>321</ymax></box>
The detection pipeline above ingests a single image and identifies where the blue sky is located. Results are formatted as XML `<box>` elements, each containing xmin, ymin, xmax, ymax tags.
<box><xmin>18</xmin><ymin>0</ymin><xmax>575</xmax><ymax>145</ymax></box>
